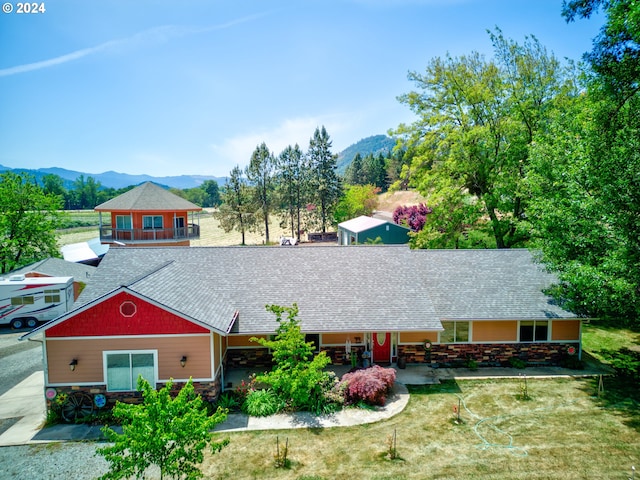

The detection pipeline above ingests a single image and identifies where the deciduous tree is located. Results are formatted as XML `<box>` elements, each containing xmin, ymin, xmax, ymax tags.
<box><xmin>98</xmin><ymin>378</ymin><xmax>228</xmax><ymax>480</ymax></box>
<box><xmin>395</xmin><ymin>30</ymin><xmax>573</xmax><ymax>248</ymax></box>
<box><xmin>525</xmin><ymin>0</ymin><xmax>640</xmax><ymax>323</ymax></box>
<box><xmin>0</xmin><ymin>172</ymin><xmax>65</xmax><ymax>273</ymax></box>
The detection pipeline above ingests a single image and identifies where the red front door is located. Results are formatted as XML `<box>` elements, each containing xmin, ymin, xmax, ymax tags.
<box><xmin>372</xmin><ymin>332</ymin><xmax>391</xmax><ymax>363</ymax></box>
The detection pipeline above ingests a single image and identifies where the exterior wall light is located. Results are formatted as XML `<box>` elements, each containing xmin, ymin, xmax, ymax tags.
<box><xmin>180</xmin><ymin>356</ymin><xmax>187</xmax><ymax>368</ymax></box>
<box><xmin>69</xmin><ymin>359</ymin><xmax>78</xmax><ymax>371</ymax></box>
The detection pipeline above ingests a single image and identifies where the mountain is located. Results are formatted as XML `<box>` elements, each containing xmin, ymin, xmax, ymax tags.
<box><xmin>336</xmin><ymin>134</ymin><xmax>397</xmax><ymax>174</ymax></box>
<box><xmin>0</xmin><ymin>164</ymin><xmax>225</xmax><ymax>189</ymax></box>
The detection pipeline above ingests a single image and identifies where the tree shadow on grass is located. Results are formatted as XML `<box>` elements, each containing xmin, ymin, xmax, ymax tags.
<box><xmin>407</xmin><ymin>379</ymin><xmax>463</xmax><ymax>395</ymax></box>
<box><xmin>578</xmin><ymin>374</ymin><xmax>640</xmax><ymax>433</ymax></box>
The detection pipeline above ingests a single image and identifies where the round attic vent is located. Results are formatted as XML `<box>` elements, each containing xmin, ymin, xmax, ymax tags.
<box><xmin>120</xmin><ymin>300</ymin><xmax>137</xmax><ymax>317</ymax></box>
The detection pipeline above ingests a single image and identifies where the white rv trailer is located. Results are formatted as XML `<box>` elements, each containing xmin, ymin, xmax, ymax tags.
<box><xmin>0</xmin><ymin>274</ymin><xmax>74</xmax><ymax>329</ymax></box>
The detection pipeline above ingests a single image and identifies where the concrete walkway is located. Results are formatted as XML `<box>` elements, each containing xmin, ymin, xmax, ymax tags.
<box><xmin>0</xmin><ymin>360</ymin><xmax>611</xmax><ymax>447</ymax></box>
<box><xmin>0</xmin><ymin>371</ymin><xmax>46</xmax><ymax>446</ymax></box>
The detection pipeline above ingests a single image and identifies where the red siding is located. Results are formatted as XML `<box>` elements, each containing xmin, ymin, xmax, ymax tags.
<box><xmin>46</xmin><ymin>291</ymin><xmax>210</xmax><ymax>337</ymax></box>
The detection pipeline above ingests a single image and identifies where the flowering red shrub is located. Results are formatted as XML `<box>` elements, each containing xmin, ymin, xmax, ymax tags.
<box><xmin>392</xmin><ymin>203</ymin><xmax>432</xmax><ymax>232</ymax></box>
<box><xmin>340</xmin><ymin>365</ymin><xmax>396</xmax><ymax>406</ymax></box>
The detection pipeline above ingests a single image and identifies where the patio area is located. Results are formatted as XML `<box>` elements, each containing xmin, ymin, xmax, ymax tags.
<box><xmin>222</xmin><ymin>354</ymin><xmax>611</xmax><ymax>391</ymax></box>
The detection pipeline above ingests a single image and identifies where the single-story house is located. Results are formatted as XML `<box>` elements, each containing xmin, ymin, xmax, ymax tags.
<box><xmin>337</xmin><ymin>216</ymin><xmax>410</xmax><ymax>245</ymax></box>
<box><xmin>22</xmin><ymin>246</ymin><xmax>582</xmax><ymax>417</ymax></box>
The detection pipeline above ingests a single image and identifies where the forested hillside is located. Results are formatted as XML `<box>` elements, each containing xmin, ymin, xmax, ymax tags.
<box><xmin>336</xmin><ymin>135</ymin><xmax>396</xmax><ymax>173</ymax></box>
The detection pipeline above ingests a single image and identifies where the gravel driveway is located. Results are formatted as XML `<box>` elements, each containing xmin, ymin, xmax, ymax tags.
<box><xmin>0</xmin><ymin>443</ymin><xmax>109</xmax><ymax>480</ymax></box>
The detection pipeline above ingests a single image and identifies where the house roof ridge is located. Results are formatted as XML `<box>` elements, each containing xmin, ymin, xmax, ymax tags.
<box><xmin>123</xmin><ymin>260</ymin><xmax>175</xmax><ymax>287</ymax></box>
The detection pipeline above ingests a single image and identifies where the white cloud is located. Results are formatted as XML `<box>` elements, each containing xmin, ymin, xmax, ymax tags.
<box><xmin>0</xmin><ymin>14</ymin><xmax>267</xmax><ymax>77</ymax></box>
<box><xmin>209</xmin><ymin>115</ymin><xmax>352</xmax><ymax>176</ymax></box>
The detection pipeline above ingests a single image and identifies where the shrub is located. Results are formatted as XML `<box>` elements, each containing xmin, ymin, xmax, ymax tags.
<box><xmin>509</xmin><ymin>357</ymin><xmax>526</xmax><ymax>369</ymax></box>
<box><xmin>340</xmin><ymin>365</ymin><xmax>396</xmax><ymax>406</ymax></box>
<box><xmin>244</xmin><ymin>389</ymin><xmax>282</xmax><ymax>417</ymax></box>
<box><xmin>215</xmin><ymin>392</ymin><xmax>241</xmax><ymax>412</ymax></box>
<box><xmin>464</xmin><ymin>358</ymin><xmax>478</xmax><ymax>370</ymax></box>
<box><xmin>251</xmin><ymin>304</ymin><xmax>334</xmax><ymax>413</ymax></box>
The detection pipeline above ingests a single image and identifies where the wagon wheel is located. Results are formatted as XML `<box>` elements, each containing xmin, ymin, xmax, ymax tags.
<box><xmin>60</xmin><ymin>392</ymin><xmax>94</xmax><ymax>423</ymax></box>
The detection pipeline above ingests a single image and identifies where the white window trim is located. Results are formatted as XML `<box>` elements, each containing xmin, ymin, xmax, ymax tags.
<box><xmin>103</xmin><ymin>349</ymin><xmax>158</xmax><ymax>392</ymax></box>
<box><xmin>438</xmin><ymin>321</ymin><xmax>472</xmax><ymax>344</ymax></box>
<box><xmin>517</xmin><ymin>320</ymin><xmax>550</xmax><ymax>342</ymax></box>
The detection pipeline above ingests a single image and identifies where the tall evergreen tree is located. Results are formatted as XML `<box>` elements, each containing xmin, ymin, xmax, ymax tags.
<box><xmin>246</xmin><ymin>143</ymin><xmax>276</xmax><ymax>244</ymax></box>
<box><xmin>215</xmin><ymin>166</ymin><xmax>255</xmax><ymax>245</ymax></box>
<box><xmin>277</xmin><ymin>144</ymin><xmax>306</xmax><ymax>239</ymax></box>
<box><xmin>345</xmin><ymin>152</ymin><xmax>365</xmax><ymax>185</ymax></box>
<box><xmin>307</xmin><ymin>126</ymin><xmax>342</xmax><ymax>232</ymax></box>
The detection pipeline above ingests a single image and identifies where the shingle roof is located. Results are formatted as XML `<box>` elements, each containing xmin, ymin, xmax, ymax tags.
<box><xmin>8</xmin><ymin>258</ymin><xmax>96</xmax><ymax>281</ymax></box>
<box><xmin>94</xmin><ymin>182</ymin><xmax>202</xmax><ymax>212</ymax></box>
<box><xmin>71</xmin><ymin>246</ymin><xmax>575</xmax><ymax>335</ymax></box>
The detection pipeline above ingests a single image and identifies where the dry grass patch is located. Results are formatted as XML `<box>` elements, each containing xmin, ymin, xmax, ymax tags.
<box><xmin>202</xmin><ymin>378</ymin><xmax>639</xmax><ymax>479</ymax></box>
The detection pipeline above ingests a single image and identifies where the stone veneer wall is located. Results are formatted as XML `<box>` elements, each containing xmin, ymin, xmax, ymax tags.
<box><xmin>225</xmin><ymin>348</ymin><xmax>273</xmax><ymax>369</ymax></box>
<box><xmin>321</xmin><ymin>346</ymin><xmax>365</xmax><ymax>366</ymax></box>
<box><xmin>398</xmin><ymin>343</ymin><xmax>580</xmax><ymax>367</ymax></box>
<box><xmin>224</xmin><ymin>346</ymin><xmax>366</xmax><ymax>369</ymax></box>
<box><xmin>48</xmin><ymin>379</ymin><xmax>221</xmax><ymax>413</ymax></box>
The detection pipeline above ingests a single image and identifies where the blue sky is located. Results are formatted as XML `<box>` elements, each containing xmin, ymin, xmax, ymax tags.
<box><xmin>0</xmin><ymin>0</ymin><xmax>602</xmax><ymax>178</ymax></box>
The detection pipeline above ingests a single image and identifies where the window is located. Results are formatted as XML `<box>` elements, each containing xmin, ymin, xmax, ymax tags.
<box><xmin>44</xmin><ymin>289</ymin><xmax>60</xmax><ymax>303</ymax></box>
<box><xmin>105</xmin><ymin>351</ymin><xmax>156</xmax><ymax>391</ymax></box>
<box><xmin>305</xmin><ymin>334</ymin><xmax>320</xmax><ymax>352</ymax></box>
<box><xmin>519</xmin><ymin>321</ymin><xmax>548</xmax><ymax>342</ymax></box>
<box><xmin>116</xmin><ymin>215</ymin><xmax>132</xmax><ymax>230</ymax></box>
<box><xmin>143</xmin><ymin>215</ymin><xmax>163</xmax><ymax>229</ymax></box>
<box><xmin>440</xmin><ymin>321</ymin><xmax>470</xmax><ymax>343</ymax></box>
<box><xmin>11</xmin><ymin>296</ymin><xmax>34</xmax><ymax>305</ymax></box>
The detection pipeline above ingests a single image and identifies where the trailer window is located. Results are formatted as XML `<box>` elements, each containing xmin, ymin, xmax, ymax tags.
<box><xmin>11</xmin><ymin>296</ymin><xmax>34</xmax><ymax>305</ymax></box>
<box><xmin>44</xmin><ymin>289</ymin><xmax>60</xmax><ymax>303</ymax></box>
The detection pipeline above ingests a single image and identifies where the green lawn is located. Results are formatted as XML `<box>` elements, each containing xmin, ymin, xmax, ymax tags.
<box><xmin>582</xmin><ymin>320</ymin><xmax>640</xmax><ymax>360</ymax></box>
<box><xmin>201</xmin><ymin>377</ymin><xmax>639</xmax><ymax>479</ymax></box>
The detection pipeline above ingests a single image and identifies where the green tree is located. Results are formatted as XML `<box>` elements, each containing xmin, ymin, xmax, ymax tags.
<box><xmin>0</xmin><ymin>172</ymin><xmax>65</xmax><ymax>273</ymax></box>
<box><xmin>215</xmin><ymin>166</ymin><xmax>256</xmax><ymax>245</ymax></box>
<box><xmin>334</xmin><ymin>184</ymin><xmax>380</xmax><ymax>223</ymax></box>
<box><xmin>251</xmin><ymin>304</ymin><xmax>333</xmax><ymax>413</ymax></box>
<box><xmin>201</xmin><ymin>180</ymin><xmax>221</xmax><ymax>207</ymax></box>
<box><xmin>246</xmin><ymin>143</ymin><xmax>276</xmax><ymax>244</ymax></box>
<box><xmin>345</xmin><ymin>152</ymin><xmax>365</xmax><ymax>186</ymax></box>
<box><xmin>525</xmin><ymin>0</ymin><xmax>640</xmax><ymax>323</ymax></box>
<box><xmin>72</xmin><ymin>175</ymin><xmax>101</xmax><ymax>209</ymax></box>
<box><xmin>363</xmin><ymin>153</ymin><xmax>387</xmax><ymax>190</ymax></box>
<box><xmin>307</xmin><ymin>126</ymin><xmax>342</xmax><ymax>232</ymax></box>
<box><xmin>385</xmin><ymin>146</ymin><xmax>413</xmax><ymax>191</ymax></box>
<box><xmin>395</xmin><ymin>30</ymin><xmax>573</xmax><ymax>248</ymax></box>
<box><xmin>41</xmin><ymin>173</ymin><xmax>66</xmax><ymax>198</ymax></box>
<box><xmin>97</xmin><ymin>377</ymin><xmax>228</xmax><ymax>480</ymax></box>
<box><xmin>277</xmin><ymin>144</ymin><xmax>307</xmax><ymax>239</ymax></box>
